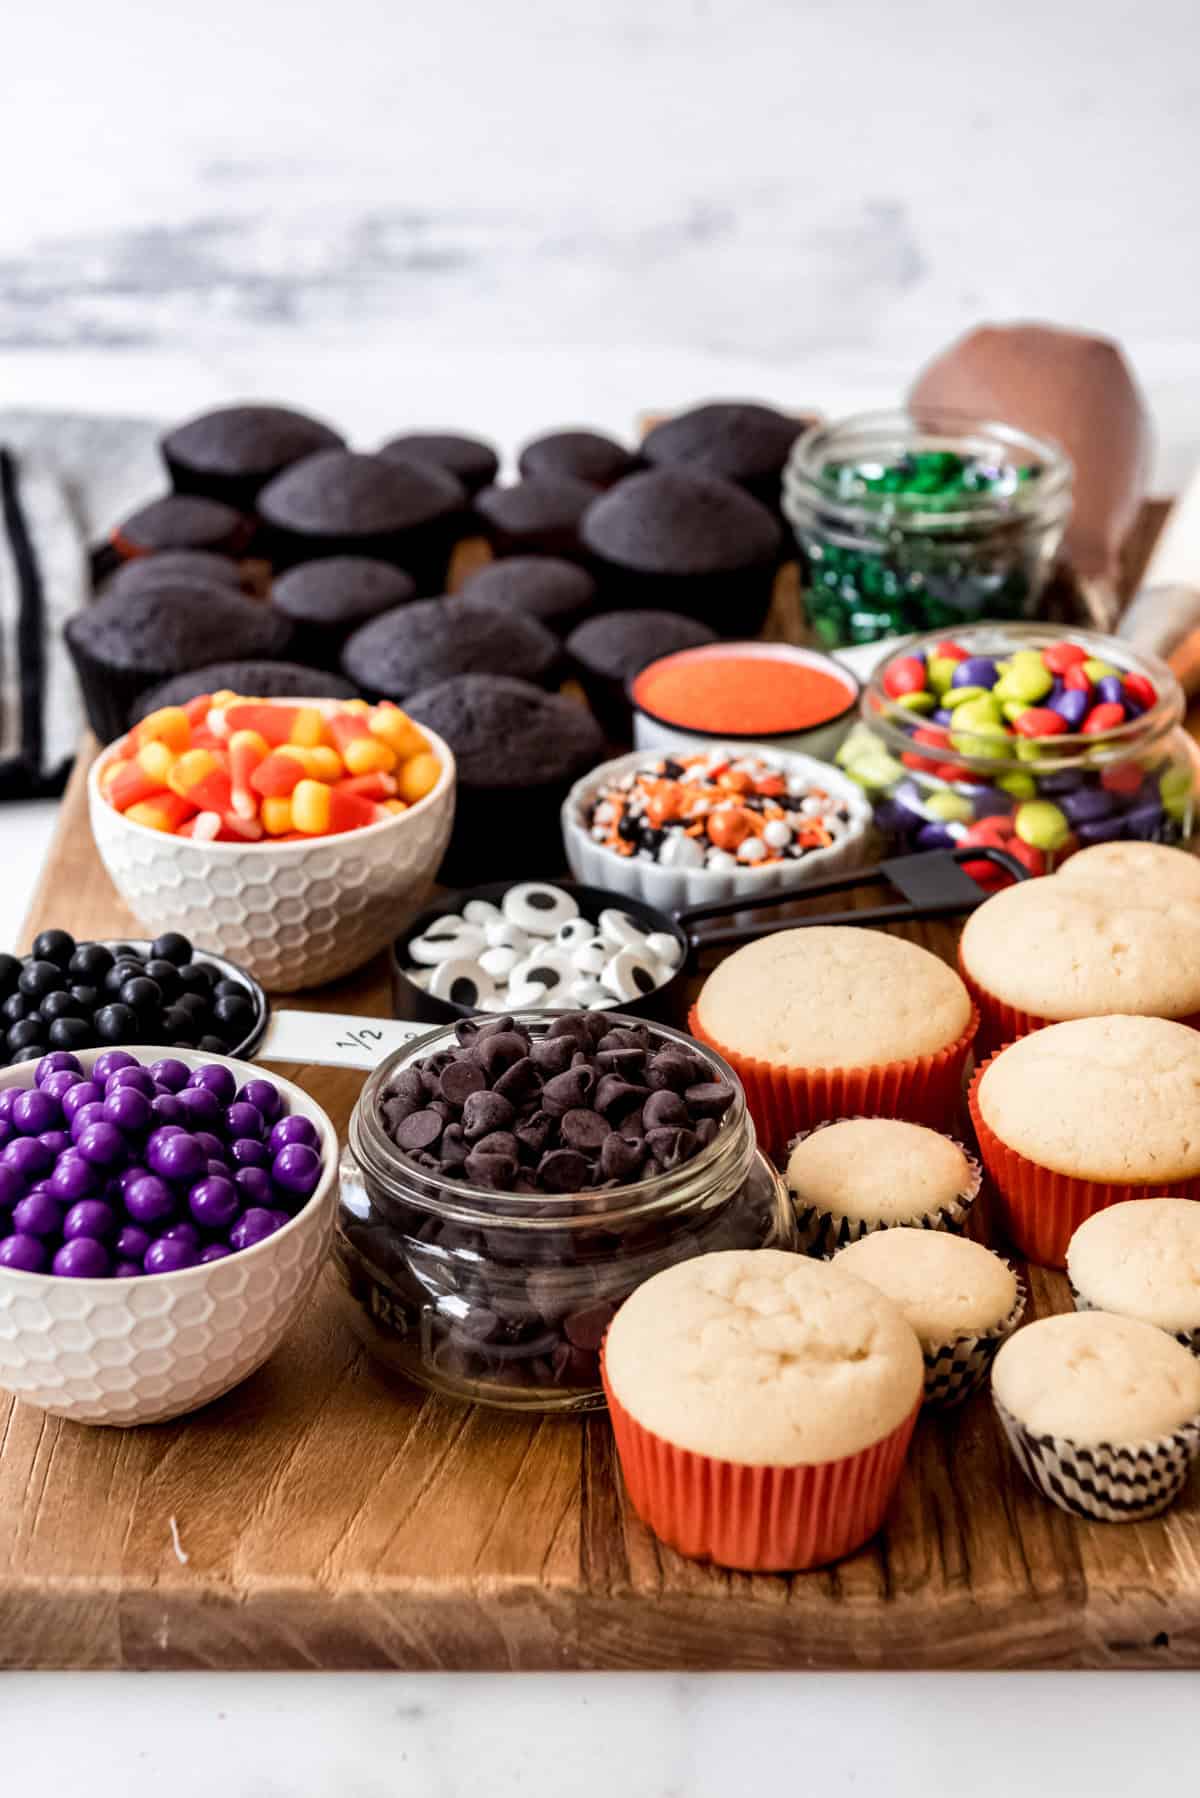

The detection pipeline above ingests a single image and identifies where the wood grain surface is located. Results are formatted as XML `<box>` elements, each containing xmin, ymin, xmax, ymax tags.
<box><xmin>5</xmin><ymin>508</ymin><xmax>1200</xmax><ymax>1672</ymax></box>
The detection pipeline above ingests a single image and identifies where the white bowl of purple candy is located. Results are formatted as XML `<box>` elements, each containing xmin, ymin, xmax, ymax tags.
<box><xmin>0</xmin><ymin>1046</ymin><xmax>337</xmax><ymax>1425</ymax></box>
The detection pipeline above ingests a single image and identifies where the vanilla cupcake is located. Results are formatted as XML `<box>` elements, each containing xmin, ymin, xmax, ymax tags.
<box><xmin>602</xmin><ymin>1249</ymin><xmax>923</xmax><ymax>1570</ymax></box>
<box><xmin>970</xmin><ymin>1015</ymin><xmax>1200</xmax><ymax>1268</ymax></box>
<box><xmin>1068</xmin><ymin>1198</ymin><xmax>1200</xmax><ymax>1352</ymax></box>
<box><xmin>690</xmin><ymin>926</ymin><xmax>976</xmax><ymax>1158</ymax></box>
<box><xmin>785</xmin><ymin>1117</ymin><xmax>979</xmax><ymax>1255</ymax></box>
<box><xmin>960</xmin><ymin>852</ymin><xmax>1200</xmax><ymax>1055</ymax></box>
<box><xmin>992</xmin><ymin>1310</ymin><xmax>1200</xmax><ymax>1522</ymax></box>
<box><xmin>835</xmin><ymin>1228</ymin><xmax>1024</xmax><ymax>1406</ymax></box>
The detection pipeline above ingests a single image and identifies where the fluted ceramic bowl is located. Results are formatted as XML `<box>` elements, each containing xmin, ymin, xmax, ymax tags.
<box><xmin>0</xmin><ymin>1047</ymin><xmax>337</xmax><ymax>1426</ymax></box>
<box><xmin>89</xmin><ymin>707</ymin><xmax>456</xmax><ymax>992</ymax></box>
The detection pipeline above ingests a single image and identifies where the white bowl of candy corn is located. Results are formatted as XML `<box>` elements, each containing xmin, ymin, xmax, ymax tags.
<box><xmin>89</xmin><ymin>692</ymin><xmax>456</xmax><ymax>992</ymax></box>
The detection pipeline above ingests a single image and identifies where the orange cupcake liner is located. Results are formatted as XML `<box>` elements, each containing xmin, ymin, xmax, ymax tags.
<box><xmin>689</xmin><ymin>1004</ymin><xmax>979</xmax><ymax>1164</ymax></box>
<box><xmin>602</xmin><ymin>1349</ymin><xmax>919</xmax><ymax>1572</ymax></box>
<box><xmin>958</xmin><ymin>946</ymin><xmax>1200</xmax><ymax>1060</ymax></box>
<box><xmin>968</xmin><ymin>1054</ymin><xmax>1200</xmax><ymax>1268</ymax></box>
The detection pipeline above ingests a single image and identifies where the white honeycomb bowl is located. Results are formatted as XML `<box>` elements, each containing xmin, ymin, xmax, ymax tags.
<box><xmin>0</xmin><ymin>1047</ymin><xmax>337</xmax><ymax>1426</ymax></box>
<box><xmin>89</xmin><ymin>712</ymin><xmax>456</xmax><ymax>993</ymax></box>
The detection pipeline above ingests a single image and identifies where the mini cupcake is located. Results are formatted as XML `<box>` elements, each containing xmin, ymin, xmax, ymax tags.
<box><xmin>580</xmin><ymin>469</ymin><xmax>782</xmax><ymax>636</ymax></box>
<box><xmin>991</xmin><ymin>1310</ymin><xmax>1200</xmax><ymax>1522</ymax></box>
<box><xmin>969</xmin><ymin>1015</ymin><xmax>1200</xmax><ymax>1268</ymax></box>
<box><xmin>378</xmin><ymin>431</ymin><xmax>499</xmax><ymax>498</ymax></box>
<box><xmin>111</xmin><ymin>494</ymin><xmax>252</xmax><ymax>560</ymax></box>
<box><xmin>834</xmin><ymin>1228</ymin><xmax>1024</xmax><ymax>1406</ymax></box>
<box><xmin>959</xmin><ymin>857</ymin><xmax>1200</xmax><ymax>1056</ymax></box>
<box><xmin>602</xmin><ymin>1249</ymin><xmax>923</xmax><ymax>1571</ymax></box>
<box><xmin>256</xmin><ymin>450</ymin><xmax>465</xmax><ymax>588</ymax></box>
<box><xmin>271</xmin><ymin>557</ymin><xmax>416</xmax><ymax>666</ymax></box>
<box><xmin>1056</xmin><ymin>840</ymin><xmax>1200</xmax><ymax>899</ymax></box>
<box><xmin>517</xmin><ymin>429</ymin><xmax>639</xmax><ymax>490</ymax></box>
<box><xmin>161</xmin><ymin>402</ymin><xmax>345</xmax><ymax>510</ymax></box>
<box><xmin>785</xmin><ymin>1117</ymin><xmax>980</xmax><ymax>1255</ymax></box>
<box><xmin>641</xmin><ymin>400</ymin><xmax>813</xmax><ymax>516</ymax></box>
<box><xmin>102</xmin><ymin>550</ymin><xmax>246</xmax><ymax>600</ymax></box>
<box><xmin>475</xmin><ymin>476</ymin><xmax>596</xmax><ymax>560</ymax></box>
<box><xmin>690</xmin><ymin>927</ymin><xmax>976</xmax><ymax>1158</ymax></box>
<box><xmin>458</xmin><ymin>556</ymin><xmax>597</xmax><ymax>637</ymax></box>
<box><xmin>565</xmin><ymin>609</ymin><xmax>718</xmax><ymax>741</ymax></box>
<box><xmin>64</xmin><ymin>581</ymin><xmax>293</xmax><ymax>740</ymax></box>
<box><xmin>1068</xmin><ymin>1199</ymin><xmax>1200</xmax><ymax>1352</ymax></box>
<box><xmin>130</xmin><ymin>660</ymin><xmax>358</xmax><ymax>719</ymax></box>
<box><xmin>341</xmin><ymin>595</ymin><xmax>560</xmax><ymax>705</ymax></box>
<box><xmin>406</xmin><ymin>674</ymin><xmax>605</xmax><ymax>883</ymax></box>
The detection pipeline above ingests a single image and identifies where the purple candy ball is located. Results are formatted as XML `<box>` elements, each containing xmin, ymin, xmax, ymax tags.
<box><xmin>124</xmin><ymin>1173</ymin><xmax>176</xmax><ymax>1226</ymax></box>
<box><xmin>64</xmin><ymin>1199</ymin><xmax>116</xmax><ymax>1241</ymax></box>
<box><xmin>0</xmin><ymin>1233</ymin><xmax>47</xmax><ymax>1272</ymax></box>
<box><xmin>189</xmin><ymin>1063</ymin><xmax>237</xmax><ymax>1106</ymax></box>
<box><xmin>62</xmin><ymin>1081</ymin><xmax>102</xmax><ymax>1122</ymax></box>
<box><xmin>267</xmin><ymin>1209</ymin><xmax>291</xmax><ymax>1231</ymax></box>
<box><xmin>191</xmin><ymin>1130</ymin><xmax>225</xmax><ymax>1163</ymax></box>
<box><xmin>269</xmin><ymin>1115</ymin><xmax>318</xmax><ymax>1155</ymax></box>
<box><xmin>92</xmin><ymin>1050</ymin><xmax>137</xmax><ymax>1083</ymax></box>
<box><xmin>144</xmin><ymin>1236</ymin><xmax>199</xmax><ymax>1274</ymax></box>
<box><xmin>113</xmin><ymin>1259</ymin><xmax>144</xmax><ymax>1278</ymax></box>
<box><xmin>103</xmin><ymin>1087</ymin><xmax>153</xmax><ymax>1135</ymax></box>
<box><xmin>0</xmin><ymin>1164</ymin><xmax>22</xmax><ymax>1209</ymax></box>
<box><xmin>75</xmin><ymin>1120</ymin><xmax>127</xmax><ymax>1168</ymax></box>
<box><xmin>37</xmin><ymin>1130</ymin><xmax>71</xmax><ymax>1158</ymax></box>
<box><xmin>271</xmin><ymin>1142</ymin><xmax>322</xmax><ymax>1198</ymax></box>
<box><xmin>106</xmin><ymin>1065</ymin><xmax>157</xmax><ymax>1098</ymax></box>
<box><xmin>12</xmin><ymin>1088</ymin><xmax>61</xmax><ymax>1135</ymax></box>
<box><xmin>53</xmin><ymin>1237</ymin><xmax>109</xmax><ymax>1278</ymax></box>
<box><xmin>231</xmin><ymin>1138</ymin><xmax>269</xmax><ymax>1169</ymax></box>
<box><xmin>225</xmin><ymin>1102</ymin><xmax>264</xmax><ymax>1142</ymax></box>
<box><xmin>177</xmin><ymin>1086</ymin><xmax>222</xmax><ymax>1131</ymax></box>
<box><xmin>230</xmin><ymin>1207</ymin><xmax>280</xmax><ymax>1251</ymax></box>
<box><xmin>49</xmin><ymin>1153</ymin><xmax>97</xmax><ymax>1202</ymax></box>
<box><xmin>0</xmin><ymin>1122</ymin><xmax>11</xmax><ymax>1150</ymax></box>
<box><xmin>150</xmin><ymin>1093</ymin><xmax>185</xmax><ymax>1127</ymax></box>
<box><xmin>206</xmin><ymin>1158</ymin><xmax>232</xmax><ymax>1181</ymax></box>
<box><xmin>147</xmin><ymin>1131</ymin><xmax>206</xmax><ymax>1185</ymax></box>
<box><xmin>199</xmin><ymin>1243</ymin><xmax>232</xmax><ymax>1264</ymax></box>
<box><xmin>40</xmin><ymin>1070</ymin><xmax>83</xmax><ymax>1105</ymax></box>
<box><xmin>188</xmin><ymin>1174</ymin><xmax>240</xmax><ymax>1229</ymax></box>
<box><xmin>161</xmin><ymin>1220</ymin><xmax>200</xmax><ymax>1247</ymax></box>
<box><xmin>150</xmin><ymin>1057</ymin><xmax>190</xmax><ymax>1093</ymax></box>
<box><xmin>234</xmin><ymin>1165</ymin><xmax>274</xmax><ymax>1210</ymax></box>
<box><xmin>238</xmin><ymin>1079</ymin><xmax>282</xmax><ymax>1123</ymax></box>
<box><xmin>0</xmin><ymin>1091</ymin><xmax>16</xmax><ymax>1122</ymax></box>
<box><xmin>35</xmin><ymin>1051</ymin><xmax>82</xmax><ymax>1086</ymax></box>
<box><xmin>3</xmin><ymin>1136</ymin><xmax>53</xmax><ymax>1178</ymax></box>
<box><xmin>68</xmin><ymin>1102</ymin><xmax>107</xmax><ymax>1141</ymax></box>
<box><xmin>116</xmin><ymin>1223</ymin><xmax>152</xmax><ymax>1261</ymax></box>
<box><xmin>952</xmin><ymin>655</ymin><xmax>998</xmax><ymax>690</ymax></box>
<box><xmin>12</xmin><ymin>1190</ymin><xmax>64</xmax><ymax>1236</ymax></box>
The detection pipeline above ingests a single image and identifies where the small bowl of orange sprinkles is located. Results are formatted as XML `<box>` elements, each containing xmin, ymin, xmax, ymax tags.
<box><xmin>562</xmin><ymin>746</ymin><xmax>873</xmax><ymax>911</ymax></box>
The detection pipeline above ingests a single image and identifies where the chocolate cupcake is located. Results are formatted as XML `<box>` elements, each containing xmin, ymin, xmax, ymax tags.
<box><xmin>64</xmin><ymin>581</ymin><xmax>293</xmax><ymax>741</ymax></box>
<box><xmin>162</xmin><ymin>403</ymin><xmax>345</xmax><ymax>510</ymax></box>
<box><xmin>641</xmin><ymin>401</ymin><xmax>809</xmax><ymax>516</ymax></box>
<box><xmin>565</xmin><ymin>608</ymin><xmax>718</xmax><ymax>740</ymax></box>
<box><xmin>475</xmin><ymin>476</ymin><xmax>595</xmax><ymax>560</ymax></box>
<box><xmin>517</xmin><ymin>429</ymin><xmax>639</xmax><ymax>490</ymax></box>
<box><xmin>271</xmin><ymin>556</ymin><xmax>416</xmax><ymax>667</ymax></box>
<box><xmin>580</xmin><ymin>469</ymin><xmax>782</xmax><ymax>636</ymax></box>
<box><xmin>341</xmin><ymin>594</ymin><xmax>560</xmax><ymax>705</ymax></box>
<box><xmin>379</xmin><ymin>432</ymin><xmax>499</xmax><ymax>499</ymax></box>
<box><xmin>111</xmin><ymin>494</ymin><xmax>251</xmax><ymax>560</ymax></box>
<box><xmin>131</xmin><ymin>659</ymin><xmax>358</xmax><ymax>720</ymax></box>
<box><xmin>102</xmin><ymin>550</ymin><xmax>245</xmax><ymax>600</ymax></box>
<box><xmin>458</xmin><ymin>556</ymin><xmax>596</xmax><ymax>637</ymax></box>
<box><xmin>256</xmin><ymin>449</ymin><xmax>464</xmax><ymax>588</ymax></box>
<box><xmin>406</xmin><ymin>674</ymin><xmax>604</xmax><ymax>882</ymax></box>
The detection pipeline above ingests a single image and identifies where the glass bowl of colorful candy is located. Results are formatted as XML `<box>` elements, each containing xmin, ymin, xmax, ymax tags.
<box><xmin>89</xmin><ymin>692</ymin><xmax>456</xmax><ymax>991</ymax></box>
<box><xmin>839</xmin><ymin>624</ymin><xmax>1193</xmax><ymax>877</ymax></box>
<box><xmin>781</xmin><ymin>409</ymin><xmax>1072</xmax><ymax>648</ymax></box>
<box><xmin>0</xmin><ymin>1046</ymin><xmax>337</xmax><ymax>1425</ymax></box>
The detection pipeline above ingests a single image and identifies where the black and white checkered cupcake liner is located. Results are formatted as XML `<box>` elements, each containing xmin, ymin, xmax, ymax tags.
<box><xmin>994</xmin><ymin>1394</ymin><xmax>1200</xmax><ymax>1523</ymax></box>
<box><xmin>920</xmin><ymin>1273</ymin><xmax>1026</xmax><ymax>1409</ymax></box>
<box><xmin>786</xmin><ymin>1117</ymin><xmax>982</xmax><ymax>1260</ymax></box>
<box><xmin>1069</xmin><ymin>1284</ymin><xmax>1200</xmax><ymax>1358</ymax></box>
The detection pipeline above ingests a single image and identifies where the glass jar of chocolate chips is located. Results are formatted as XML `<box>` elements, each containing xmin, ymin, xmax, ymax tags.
<box><xmin>336</xmin><ymin>1009</ymin><xmax>793</xmax><ymax>1411</ymax></box>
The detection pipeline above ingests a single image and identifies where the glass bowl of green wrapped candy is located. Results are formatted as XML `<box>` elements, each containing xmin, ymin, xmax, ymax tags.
<box><xmin>781</xmin><ymin>409</ymin><xmax>1073</xmax><ymax>650</ymax></box>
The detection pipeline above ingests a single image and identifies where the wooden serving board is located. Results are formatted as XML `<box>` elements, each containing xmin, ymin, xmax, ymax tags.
<box><xmin>5</xmin><ymin>507</ymin><xmax>1200</xmax><ymax>1673</ymax></box>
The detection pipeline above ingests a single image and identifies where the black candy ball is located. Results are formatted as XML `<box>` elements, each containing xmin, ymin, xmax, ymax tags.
<box><xmin>197</xmin><ymin>1035</ymin><xmax>227</xmax><ymax>1054</ymax></box>
<box><xmin>120</xmin><ymin>976</ymin><xmax>162</xmax><ymax>1015</ymax></box>
<box><xmin>105</xmin><ymin>960</ymin><xmax>144</xmax><ymax>995</ymax></box>
<box><xmin>1</xmin><ymin>993</ymin><xmax>32</xmax><ymax>1025</ymax></box>
<box><xmin>48</xmin><ymin>1016</ymin><xmax>92</xmax><ymax>1050</ymax></box>
<box><xmin>213</xmin><ymin>994</ymin><xmax>254</xmax><ymax>1038</ymax></box>
<box><xmin>176</xmin><ymin>965</ymin><xmax>212</xmax><ymax>998</ymax></box>
<box><xmin>142</xmin><ymin>959</ymin><xmax>181</xmax><ymax>1001</ymax></box>
<box><xmin>7</xmin><ymin>1018</ymin><xmax>46</xmax><ymax>1053</ymax></box>
<box><xmin>70</xmin><ymin>985</ymin><xmax>99</xmax><ymax>1012</ymax></box>
<box><xmin>32</xmin><ymin>929</ymin><xmax>75</xmax><ymax>967</ymax></box>
<box><xmin>18</xmin><ymin>960</ymin><xmax>64</xmax><ymax>1001</ymax></box>
<box><xmin>40</xmin><ymin>990</ymin><xmax>84</xmax><ymax>1023</ymax></box>
<box><xmin>161</xmin><ymin>1005</ymin><xmax>198</xmax><ymax>1042</ymax></box>
<box><xmin>0</xmin><ymin>953</ymin><xmax>21</xmax><ymax>997</ymax></box>
<box><xmin>151</xmin><ymin>933</ymin><xmax>193</xmax><ymax>966</ymax></box>
<box><xmin>94</xmin><ymin>1002</ymin><xmax>136</xmax><ymax>1044</ymax></box>
<box><xmin>68</xmin><ymin>942</ymin><xmax>114</xmax><ymax>982</ymax></box>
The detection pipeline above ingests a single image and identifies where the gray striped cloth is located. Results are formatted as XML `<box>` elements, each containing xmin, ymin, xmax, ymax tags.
<box><xmin>0</xmin><ymin>410</ymin><xmax>161</xmax><ymax>797</ymax></box>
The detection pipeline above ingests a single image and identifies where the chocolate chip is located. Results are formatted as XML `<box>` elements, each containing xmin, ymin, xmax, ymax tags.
<box><xmin>381</xmin><ymin>1093</ymin><xmax>421</xmax><ymax>1132</ymax></box>
<box><xmin>474</xmin><ymin>1015</ymin><xmax>516</xmax><ymax>1038</ymax></box>
<box><xmin>593</xmin><ymin>1073</ymin><xmax>648</xmax><ymax>1118</ymax></box>
<box><xmin>597</xmin><ymin>1026</ymin><xmax>646</xmax><ymax>1054</ymax></box>
<box><xmin>643</xmin><ymin>1088</ymin><xmax>688</xmax><ymax>1130</ymax></box>
<box><xmin>515</xmin><ymin>1109</ymin><xmax>556</xmax><ymax>1159</ymax></box>
<box><xmin>541</xmin><ymin>1066</ymin><xmax>597</xmax><ymax>1116</ymax></box>
<box><xmin>595</xmin><ymin>1046</ymin><xmax>647</xmax><ymax>1077</ymax></box>
<box><xmin>464</xmin><ymin>1147</ymin><xmax>518</xmax><ymax>1188</ymax></box>
<box><xmin>695</xmin><ymin>1117</ymin><xmax>719</xmax><ymax>1147</ymax></box>
<box><xmin>646</xmin><ymin>1050</ymin><xmax>696</xmax><ymax>1092</ymax></box>
<box><xmin>645</xmin><ymin>1125</ymin><xmax>698</xmax><ymax>1169</ymax></box>
<box><xmin>559</xmin><ymin>1108</ymin><xmax>612</xmax><ymax>1152</ymax></box>
<box><xmin>395</xmin><ymin>1108</ymin><xmax>445</xmax><ymax>1151</ymax></box>
<box><xmin>547</xmin><ymin>1015</ymin><xmax>590</xmax><ymax>1041</ymax></box>
<box><xmin>530</xmin><ymin>1035</ymin><xmax>576</xmax><ymax>1075</ymax></box>
<box><xmin>473</xmin><ymin>1130</ymin><xmax>519</xmax><ymax>1161</ymax></box>
<box><xmin>538</xmin><ymin>1148</ymin><xmax>590</xmax><ymax>1191</ymax></box>
<box><xmin>439</xmin><ymin>1059</ymin><xmax>486</xmax><ymax>1105</ymax></box>
<box><xmin>600</xmin><ymin>1132</ymin><xmax>646</xmax><ymax>1181</ymax></box>
<box><xmin>440</xmin><ymin>1122</ymin><xmax>469</xmax><ymax>1169</ymax></box>
<box><xmin>384</xmin><ymin>1068</ymin><xmax>426</xmax><ymax>1110</ymax></box>
<box><xmin>493</xmin><ymin>1055</ymin><xmax>542</xmax><ymax>1106</ymax></box>
<box><xmin>685</xmin><ymin>1081</ymin><xmax>735</xmax><ymax>1119</ymax></box>
<box><xmin>476</xmin><ymin>1030</ymin><xmax>530</xmax><ymax>1076</ymax></box>
<box><xmin>461</xmin><ymin>1088</ymin><xmax>516</xmax><ymax>1141</ymax></box>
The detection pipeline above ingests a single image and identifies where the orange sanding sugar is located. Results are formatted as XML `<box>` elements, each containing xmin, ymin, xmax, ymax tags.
<box><xmin>633</xmin><ymin>653</ymin><xmax>851</xmax><ymax>736</ymax></box>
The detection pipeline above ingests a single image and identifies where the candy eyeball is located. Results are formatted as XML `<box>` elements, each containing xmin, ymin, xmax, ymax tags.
<box><xmin>598</xmin><ymin>909</ymin><xmax>651</xmax><ymax>950</ymax></box>
<box><xmin>502</xmin><ymin>883</ymin><xmax>580</xmax><ymax>935</ymax></box>
<box><xmin>408</xmin><ymin>922</ymin><xmax>486</xmax><ymax>966</ymax></box>
<box><xmin>484</xmin><ymin>920</ymin><xmax>529</xmax><ymax>953</ymax></box>
<box><xmin>555</xmin><ymin>918</ymin><xmax>595</xmax><ymax>952</ymax></box>
<box><xmin>428</xmin><ymin>959</ymin><xmax>497</xmax><ymax>1008</ymax></box>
